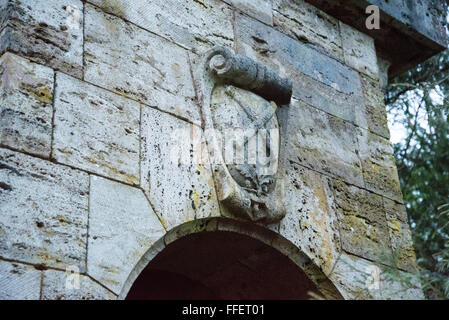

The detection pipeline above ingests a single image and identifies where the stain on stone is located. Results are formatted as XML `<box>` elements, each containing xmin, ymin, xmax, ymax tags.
<box><xmin>0</xmin><ymin>163</ymin><xmax>23</xmax><ymax>177</ymax></box>
<box><xmin>33</xmin><ymin>264</ymin><xmax>47</xmax><ymax>271</ymax></box>
<box><xmin>295</xmin><ymin>34</ymin><xmax>311</xmax><ymax>44</ymax></box>
<box><xmin>0</xmin><ymin>181</ymin><xmax>13</xmax><ymax>191</ymax></box>
<box><xmin>100</xmin><ymin>0</ymin><xmax>126</xmax><ymax>19</ymax></box>
<box><xmin>57</xmin><ymin>215</ymin><xmax>68</xmax><ymax>226</ymax></box>
<box><xmin>20</xmin><ymin>83</ymin><xmax>53</xmax><ymax>104</ymax></box>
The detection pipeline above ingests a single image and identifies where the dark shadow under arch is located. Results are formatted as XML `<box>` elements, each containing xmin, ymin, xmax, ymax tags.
<box><xmin>119</xmin><ymin>218</ymin><xmax>344</xmax><ymax>300</ymax></box>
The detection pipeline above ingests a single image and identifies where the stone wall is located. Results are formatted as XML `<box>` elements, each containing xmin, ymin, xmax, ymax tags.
<box><xmin>0</xmin><ymin>0</ymin><xmax>423</xmax><ymax>299</ymax></box>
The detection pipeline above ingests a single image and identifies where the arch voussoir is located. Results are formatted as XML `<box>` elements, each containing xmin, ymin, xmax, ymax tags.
<box><xmin>118</xmin><ymin>217</ymin><xmax>344</xmax><ymax>300</ymax></box>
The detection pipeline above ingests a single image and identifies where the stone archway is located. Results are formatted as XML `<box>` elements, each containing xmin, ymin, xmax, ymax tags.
<box><xmin>118</xmin><ymin>218</ymin><xmax>344</xmax><ymax>300</ymax></box>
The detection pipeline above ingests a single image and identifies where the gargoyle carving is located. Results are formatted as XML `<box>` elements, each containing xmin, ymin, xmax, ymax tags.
<box><xmin>195</xmin><ymin>46</ymin><xmax>292</xmax><ymax>224</ymax></box>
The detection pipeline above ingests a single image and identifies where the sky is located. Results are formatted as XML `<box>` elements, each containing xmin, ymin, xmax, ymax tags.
<box><xmin>388</xmin><ymin>87</ymin><xmax>444</xmax><ymax>145</ymax></box>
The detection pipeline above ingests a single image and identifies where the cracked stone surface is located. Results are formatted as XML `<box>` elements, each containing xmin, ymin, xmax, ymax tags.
<box><xmin>0</xmin><ymin>52</ymin><xmax>54</xmax><ymax>158</ymax></box>
<box><xmin>0</xmin><ymin>0</ymin><xmax>83</xmax><ymax>78</ymax></box>
<box><xmin>53</xmin><ymin>72</ymin><xmax>140</xmax><ymax>185</ymax></box>
<box><xmin>0</xmin><ymin>149</ymin><xmax>89</xmax><ymax>271</ymax></box>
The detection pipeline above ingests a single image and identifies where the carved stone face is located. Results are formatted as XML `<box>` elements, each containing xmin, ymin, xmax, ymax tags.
<box><xmin>211</xmin><ymin>84</ymin><xmax>279</xmax><ymax>198</ymax></box>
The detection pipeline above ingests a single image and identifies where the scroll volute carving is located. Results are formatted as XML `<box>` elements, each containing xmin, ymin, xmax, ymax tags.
<box><xmin>195</xmin><ymin>46</ymin><xmax>292</xmax><ymax>224</ymax></box>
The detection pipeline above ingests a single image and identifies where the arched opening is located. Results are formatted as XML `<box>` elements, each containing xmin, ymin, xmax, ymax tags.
<box><xmin>126</xmin><ymin>231</ymin><xmax>319</xmax><ymax>299</ymax></box>
<box><xmin>121</xmin><ymin>218</ymin><xmax>343</xmax><ymax>300</ymax></box>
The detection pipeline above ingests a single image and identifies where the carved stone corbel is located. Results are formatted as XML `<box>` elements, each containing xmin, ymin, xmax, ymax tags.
<box><xmin>195</xmin><ymin>46</ymin><xmax>292</xmax><ymax>224</ymax></box>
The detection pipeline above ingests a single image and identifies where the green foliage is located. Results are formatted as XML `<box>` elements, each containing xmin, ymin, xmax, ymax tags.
<box><xmin>386</xmin><ymin>2</ymin><xmax>449</xmax><ymax>296</ymax></box>
<box><xmin>386</xmin><ymin>44</ymin><xmax>449</xmax><ymax>299</ymax></box>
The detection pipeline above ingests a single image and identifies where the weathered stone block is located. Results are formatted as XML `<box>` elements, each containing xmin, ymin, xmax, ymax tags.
<box><xmin>286</xmin><ymin>99</ymin><xmax>364</xmax><ymax>187</ymax></box>
<box><xmin>293</xmin><ymin>71</ymin><xmax>364</xmax><ymax>124</ymax></box>
<box><xmin>329</xmin><ymin>252</ymin><xmax>424</xmax><ymax>300</ymax></box>
<box><xmin>272</xmin><ymin>0</ymin><xmax>344</xmax><ymax>60</ymax></box>
<box><xmin>0</xmin><ymin>149</ymin><xmax>89</xmax><ymax>271</ymax></box>
<box><xmin>0</xmin><ymin>53</ymin><xmax>54</xmax><ymax>157</ymax></box>
<box><xmin>224</xmin><ymin>0</ymin><xmax>273</xmax><ymax>25</ymax></box>
<box><xmin>87</xmin><ymin>176</ymin><xmax>165</xmax><ymax>294</ymax></box>
<box><xmin>234</xmin><ymin>12</ymin><xmax>364</xmax><ymax>124</ymax></box>
<box><xmin>0</xmin><ymin>0</ymin><xmax>83</xmax><ymax>78</ymax></box>
<box><xmin>280</xmin><ymin>161</ymin><xmax>341</xmax><ymax>275</ymax></box>
<box><xmin>0</xmin><ymin>260</ymin><xmax>41</xmax><ymax>300</ymax></box>
<box><xmin>384</xmin><ymin>198</ymin><xmax>418</xmax><ymax>272</ymax></box>
<box><xmin>87</xmin><ymin>0</ymin><xmax>234</xmax><ymax>52</ymax></box>
<box><xmin>329</xmin><ymin>179</ymin><xmax>391</xmax><ymax>262</ymax></box>
<box><xmin>53</xmin><ymin>72</ymin><xmax>140</xmax><ymax>185</ymax></box>
<box><xmin>357</xmin><ymin>75</ymin><xmax>390</xmax><ymax>139</ymax></box>
<box><xmin>340</xmin><ymin>22</ymin><xmax>379</xmax><ymax>80</ymax></box>
<box><xmin>235</xmin><ymin>12</ymin><xmax>361</xmax><ymax>94</ymax></box>
<box><xmin>84</xmin><ymin>4</ymin><xmax>200</xmax><ymax>124</ymax></box>
<box><xmin>42</xmin><ymin>270</ymin><xmax>116</xmax><ymax>300</ymax></box>
<box><xmin>140</xmin><ymin>107</ymin><xmax>220</xmax><ymax>231</ymax></box>
<box><xmin>0</xmin><ymin>1</ymin><xmax>10</xmax><ymax>29</ymax></box>
<box><xmin>117</xmin><ymin>238</ymin><xmax>166</xmax><ymax>300</ymax></box>
<box><xmin>377</xmin><ymin>56</ymin><xmax>391</xmax><ymax>93</ymax></box>
<box><xmin>358</xmin><ymin>128</ymin><xmax>403</xmax><ymax>203</ymax></box>
<box><xmin>328</xmin><ymin>252</ymin><xmax>376</xmax><ymax>300</ymax></box>
<box><xmin>164</xmin><ymin>219</ymin><xmax>219</xmax><ymax>246</ymax></box>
